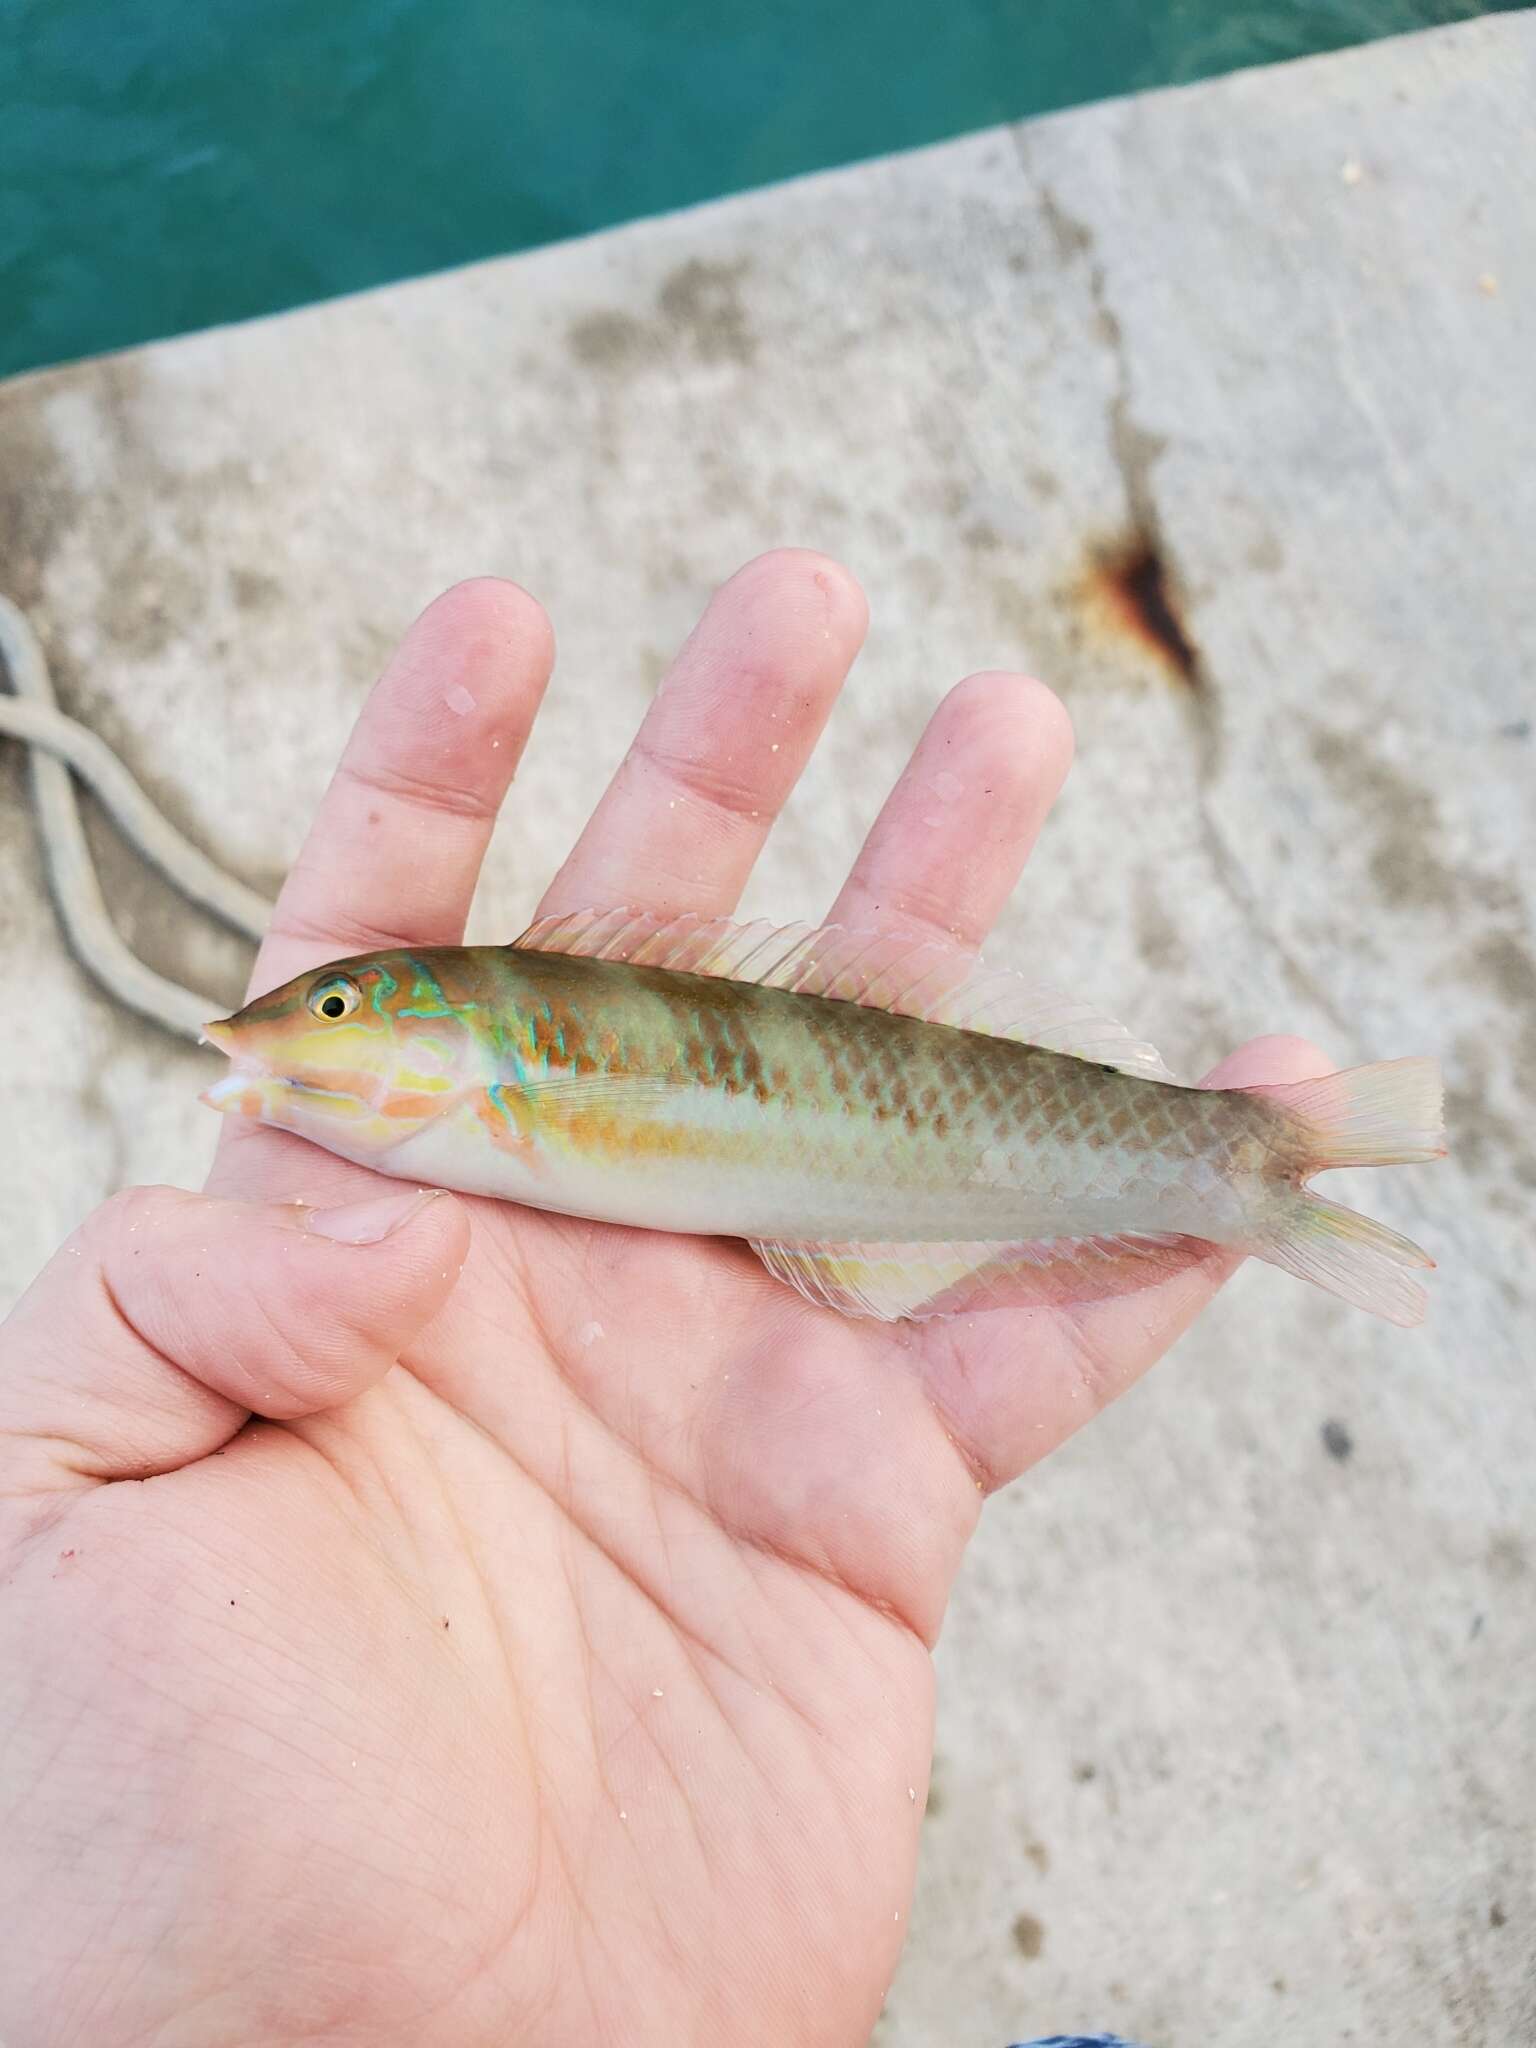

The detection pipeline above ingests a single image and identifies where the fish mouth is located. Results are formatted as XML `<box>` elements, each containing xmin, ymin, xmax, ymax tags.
<box><xmin>198</xmin><ymin>1019</ymin><xmax>266</xmax><ymax>1116</ymax></box>
<box><xmin>197</xmin><ymin>1032</ymin><xmax>384</xmax><ymax>1130</ymax></box>
<box><xmin>199</xmin><ymin>1062</ymin><xmax>271</xmax><ymax>1115</ymax></box>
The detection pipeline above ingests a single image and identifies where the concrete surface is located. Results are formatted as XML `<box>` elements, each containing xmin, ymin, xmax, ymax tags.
<box><xmin>2</xmin><ymin>13</ymin><xmax>1533</xmax><ymax>2044</ymax></box>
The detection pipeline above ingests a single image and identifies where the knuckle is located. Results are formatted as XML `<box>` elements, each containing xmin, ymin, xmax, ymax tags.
<box><xmin>334</xmin><ymin>757</ymin><xmax>492</xmax><ymax>821</ymax></box>
<box><xmin>629</xmin><ymin>735</ymin><xmax>766</xmax><ymax>824</ymax></box>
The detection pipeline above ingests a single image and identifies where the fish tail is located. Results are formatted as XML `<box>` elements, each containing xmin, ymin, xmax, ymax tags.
<box><xmin>1243</xmin><ymin>1055</ymin><xmax>1445</xmax><ymax>1168</ymax></box>
<box><xmin>1253</xmin><ymin>1191</ymin><xmax>1435</xmax><ymax>1327</ymax></box>
<box><xmin>1240</xmin><ymin>1057</ymin><xmax>1445</xmax><ymax>1326</ymax></box>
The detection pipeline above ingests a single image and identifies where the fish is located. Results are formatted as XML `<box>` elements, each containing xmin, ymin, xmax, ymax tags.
<box><xmin>201</xmin><ymin>909</ymin><xmax>1446</xmax><ymax>1325</ymax></box>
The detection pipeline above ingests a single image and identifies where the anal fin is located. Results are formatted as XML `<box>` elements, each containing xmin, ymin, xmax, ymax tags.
<box><xmin>751</xmin><ymin>1232</ymin><xmax>1215</xmax><ymax>1322</ymax></box>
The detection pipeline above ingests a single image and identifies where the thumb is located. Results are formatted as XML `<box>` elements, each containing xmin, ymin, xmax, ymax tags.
<box><xmin>0</xmin><ymin>1183</ymin><xmax>469</xmax><ymax>1494</ymax></box>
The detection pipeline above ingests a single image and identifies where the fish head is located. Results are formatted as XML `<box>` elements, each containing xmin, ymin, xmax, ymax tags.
<box><xmin>201</xmin><ymin>951</ymin><xmax>485</xmax><ymax>1162</ymax></box>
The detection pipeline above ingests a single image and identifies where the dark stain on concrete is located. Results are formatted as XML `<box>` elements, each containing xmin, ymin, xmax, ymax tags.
<box><xmin>1445</xmin><ymin>991</ymin><xmax>1536</xmax><ymax>1186</ymax></box>
<box><xmin>1489</xmin><ymin>1901</ymin><xmax>1507</xmax><ymax>1929</ymax></box>
<box><xmin>657</xmin><ymin>258</ymin><xmax>757</xmax><ymax>366</ymax></box>
<box><xmin>230</xmin><ymin>566</ymin><xmax>283</xmax><ymax>613</ymax></box>
<box><xmin>644</xmin><ymin>548</ymin><xmax>701</xmax><ymax>598</ymax></box>
<box><xmin>991</xmin><ymin>575</ymin><xmax>1035</xmax><ymax>645</ymax></box>
<box><xmin>0</xmin><ymin>362</ymin><xmax>111</xmax><ymax>618</ymax></box>
<box><xmin>1321</xmin><ymin>1418</ymin><xmax>1354</xmax><ymax>1462</ymax></box>
<box><xmin>810</xmin><ymin>486</ymin><xmax>850</xmax><ymax>524</ymax></box>
<box><xmin>1037</xmin><ymin>185</ymin><xmax>1093</xmax><ymax>263</ymax></box>
<box><xmin>1487</xmin><ymin>1530</ymin><xmax>1528</xmax><ymax>1582</ymax></box>
<box><xmin>1087</xmin><ymin>533</ymin><xmax>1200</xmax><ymax>683</ymax></box>
<box><xmin>1307</xmin><ymin>725</ymin><xmax>1459</xmax><ymax>911</ymax></box>
<box><xmin>1135</xmin><ymin>877</ymin><xmax>1184</xmax><ymax>973</ymax></box>
<box><xmin>701</xmin><ymin>466</ymin><xmax>751</xmax><ymax>520</ymax></box>
<box><xmin>0</xmin><ymin>357</ymin><xmax>257</xmax><ymax>731</ymax></box>
<box><xmin>1</xmin><ymin>362</ymin><xmax>168</xmax><ymax>707</ymax></box>
<box><xmin>84</xmin><ymin>361</ymin><xmax>255</xmax><ymax>671</ymax></box>
<box><xmin>567</xmin><ymin>258</ymin><xmax>756</xmax><ymax>376</ymax></box>
<box><xmin>567</xmin><ymin>309</ymin><xmax>650</xmax><ymax>371</ymax></box>
<box><xmin>1024</xmin><ymin>1837</ymin><xmax>1051</xmax><ymax>1875</ymax></box>
<box><xmin>1011</xmin><ymin>1911</ymin><xmax>1046</xmax><ymax>1959</ymax></box>
<box><xmin>1469</xmin><ymin>933</ymin><xmax>1536</xmax><ymax>1060</ymax></box>
<box><xmin>106</xmin><ymin>547</ymin><xmax>204</xmax><ymax>661</ymax></box>
<box><xmin>1443</xmin><ymin>1064</ymin><xmax>1536</xmax><ymax>1189</ymax></box>
<box><xmin>905</xmin><ymin>553</ymin><xmax>945</xmax><ymax>605</ymax></box>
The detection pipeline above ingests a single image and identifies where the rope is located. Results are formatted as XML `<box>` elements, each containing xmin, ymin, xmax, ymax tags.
<box><xmin>0</xmin><ymin>592</ymin><xmax>273</xmax><ymax>1040</ymax></box>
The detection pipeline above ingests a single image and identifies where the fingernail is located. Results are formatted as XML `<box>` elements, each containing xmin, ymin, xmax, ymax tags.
<box><xmin>306</xmin><ymin>1188</ymin><xmax>444</xmax><ymax>1245</ymax></box>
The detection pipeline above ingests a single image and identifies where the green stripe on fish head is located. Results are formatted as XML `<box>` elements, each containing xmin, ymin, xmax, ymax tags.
<box><xmin>201</xmin><ymin>949</ymin><xmax>493</xmax><ymax>1160</ymax></box>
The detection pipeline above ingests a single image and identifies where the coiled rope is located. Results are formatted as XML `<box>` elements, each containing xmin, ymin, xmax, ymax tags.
<box><xmin>0</xmin><ymin>592</ymin><xmax>272</xmax><ymax>1039</ymax></box>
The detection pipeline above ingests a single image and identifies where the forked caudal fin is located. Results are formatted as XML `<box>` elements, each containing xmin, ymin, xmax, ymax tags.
<box><xmin>1244</xmin><ymin>1057</ymin><xmax>1445</xmax><ymax>1168</ymax></box>
<box><xmin>1256</xmin><ymin>1194</ymin><xmax>1435</xmax><ymax>1328</ymax></box>
<box><xmin>1244</xmin><ymin>1058</ymin><xmax>1446</xmax><ymax>1326</ymax></box>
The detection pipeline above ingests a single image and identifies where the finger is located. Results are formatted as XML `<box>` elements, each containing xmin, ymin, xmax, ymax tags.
<box><xmin>1195</xmin><ymin>1034</ymin><xmax>1334</xmax><ymax>1093</ymax></box>
<box><xmin>0</xmin><ymin>1184</ymin><xmax>470</xmax><ymax>1495</ymax></box>
<box><xmin>538</xmin><ymin>549</ymin><xmax>867</xmax><ymax>919</ymax></box>
<box><xmin>920</xmin><ymin>1034</ymin><xmax>1336</xmax><ymax>1490</ymax></box>
<box><xmin>255</xmin><ymin>578</ymin><xmax>555</xmax><ymax>993</ymax></box>
<box><xmin>827</xmin><ymin>672</ymin><xmax>1073</xmax><ymax>947</ymax></box>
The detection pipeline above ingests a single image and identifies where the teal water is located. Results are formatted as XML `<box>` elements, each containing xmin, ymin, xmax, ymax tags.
<box><xmin>0</xmin><ymin>0</ymin><xmax>1521</xmax><ymax>381</ymax></box>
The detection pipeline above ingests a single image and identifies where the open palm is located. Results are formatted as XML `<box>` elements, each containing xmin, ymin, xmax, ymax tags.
<box><xmin>0</xmin><ymin>554</ymin><xmax>1320</xmax><ymax>2047</ymax></box>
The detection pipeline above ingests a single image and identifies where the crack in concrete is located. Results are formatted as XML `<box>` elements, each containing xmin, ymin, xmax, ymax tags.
<box><xmin>1030</xmin><ymin>167</ymin><xmax>1220</xmax><ymax>766</ymax></box>
<box><xmin>1019</xmin><ymin>143</ymin><xmax>1352</xmax><ymax>1043</ymax></box>
<box><xmin>1193</xmin><ymin>803</ymin><xmax>1354</xmax><ymax>1039</ymax></box>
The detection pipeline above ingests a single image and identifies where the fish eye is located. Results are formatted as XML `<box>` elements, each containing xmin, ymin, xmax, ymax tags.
<box><xmin>307</xmin><ymin>974</ymin><xmax>362</xmax><ymax>1023</ymax></box>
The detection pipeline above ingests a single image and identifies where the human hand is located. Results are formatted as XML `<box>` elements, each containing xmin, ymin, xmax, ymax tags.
<box><xmin>0</xmin><ymin>554</ymin><xmax>1322</xmax><ymax>2046</ymax></box>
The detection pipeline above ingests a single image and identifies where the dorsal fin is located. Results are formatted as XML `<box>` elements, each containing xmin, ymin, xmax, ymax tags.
<box><xmin>510</xmin><ymin>909</ymin><xmax>1179</xmax><ymax>1080</ymax></box>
